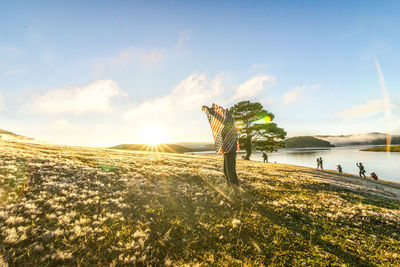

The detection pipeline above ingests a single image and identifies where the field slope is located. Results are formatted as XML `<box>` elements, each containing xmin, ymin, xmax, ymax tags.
<box><xmin>1</xmin><ymin>140</ymin><xmax>400</xmax><ymax>266</ymax></box>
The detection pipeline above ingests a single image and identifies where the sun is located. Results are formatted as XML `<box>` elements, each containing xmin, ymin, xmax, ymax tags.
<box><xmin>138</xmin><ymin>124</ymin><xmax>168</xmax><ymax>145</ymax></box>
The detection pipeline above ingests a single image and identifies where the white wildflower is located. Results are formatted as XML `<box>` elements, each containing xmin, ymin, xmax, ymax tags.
<box><xmin>4</xmin><ymin>228</ymin><xmax>19</xmax><ymax>244</ymax></box>
<box><xmin>51</xmin><ymin>250</ymin><xmax>73</xmax><ymax>260</ymax></box>
<box><xmin>232</xmin><ymin>218</ymin><xmax>242</xmax><ymax>228</ymax></box>
<box><xmin>5</xmin><ymin>216</ymin><xmax>25</xmax><ymax>225</ymax></box>
<box><xmin>97</xmin><ymin>236</ymin><xmax>105</xmax><ymax>242</ymax></box>
<box><xmin>165</xmin><ymin>257</ymin><xmax>173</xmax><ymax>266</ymax></box>
<box><xmin>133</xmin><ymin>229</ymin><xmax>147</xmax><ymax>239</ymax></box>
<box><xmin>33</xmin><ymin>243</ymin><xmax>44</xmax><ymax>252</ymax></box>
<box><xmin>46</xmin><ymin>213</ymin><xmax>57</xmax><ymax>220</ymax></box>
<box><xmin>53</xmin><ymin>228</ymin><xmax>64</xmax><ymax>236</ymax></box>
<box><xmin>0</xmin><ymin>210</ymin><xmax>9</xmax><ymax>219</ymax></box>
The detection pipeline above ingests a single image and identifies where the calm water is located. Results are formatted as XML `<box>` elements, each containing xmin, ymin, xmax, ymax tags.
<box><xmin>192</xmin><ymin>146</ymin><xmax>400</xmax><ymax>183</ymax></box>
<box><xmin>250</xmin><ymin>146</ymin><xmax>400</xmax><ymax>183</ymax></box>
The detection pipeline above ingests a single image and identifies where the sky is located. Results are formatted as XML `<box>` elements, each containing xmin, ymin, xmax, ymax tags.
<box><xmin>1</xmin><ymin>0</ymin><xmax>400</xmax><ymax>146</ymax></box>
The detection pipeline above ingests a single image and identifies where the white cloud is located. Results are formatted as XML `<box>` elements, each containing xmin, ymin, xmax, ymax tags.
<box><xmin>259</xmin><ymin>97</ymin><xmax>274</xmax><ymax>107</ymax></box>
<box><xmin>139</xmin><ymin>49</ymin><xmax>164</xmax><ymax>66</ymax></box>
<box><xmin>19</xmin><ymin>73</ymin><xmax>275</xmax><ymax>145</ymax></box>
<box><xmin>124</xmin><ymin>73</ymin><xmax>224</xmax><ymax>122</ymax></box>
<box><xmin>50</xmin><ymin>119</ymin><xmax>77</xmax><ymax>131</ymax></box>
<box><xmin>123</xmin><ymin>73</ymin><xmax>276</xmax><ymax>142</ymax></box>
<box><xmin>281</xmin><ymin>84</ymin><xmax>321</xmax><ymax>105</ymax></box>
<box><xmin>95</xmin><ymin>47</ymin><xmax>165</xmax><ymax>74</ymax></box>
<box><xmin>122</xmin><ymin>73</ymin><xmax>226</xmax><ymax>142</ymax></box>
<box><xmin>282</xmin><ymin>85</ymin><xmax>304</xmax><ymax>105</ymax></box>
<box><xmin>124</xmin><ymin>73</ymin><xmax>275</xmax><ymax>123</ymax></box>
<box><xmin>0</xmin><ymin>45</ymin><xmax>23</xmax><ymax>56</ymax></box>
<box><xmin>110</xmin><ymin>47</ymin><xmax>164</xmax><ymax>67</ymax></box>
<box><xmin>33</xmin><ymin>80</ymin><xmax>125</xmax><ymax>114</ymax></box>
<box><xmin>332</xmin><ymin>99</ymin><xmax>385</xmax><ymax>119</ymax></box>
<box><xmin>174</xmin><ymin>30</ymin><xmax>193</xmax><ymax>50</ymax></box>
<box><xmin>94</xmin><ymin>31</ymin><xmax>192</xmax><ymax>75</ymax></box>
<box><xmin>232</xmin><ymin>74</ymin><xmax>275</xmax><ymax>101</ymax></box>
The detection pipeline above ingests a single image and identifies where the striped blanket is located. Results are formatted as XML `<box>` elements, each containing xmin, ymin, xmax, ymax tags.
<box><xmin>202</xmin><ymin>104</ymin><xmax>239</xmax><ymax>154</ymax></box>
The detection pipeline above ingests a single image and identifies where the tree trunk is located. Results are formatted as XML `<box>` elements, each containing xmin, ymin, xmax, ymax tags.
<box><xmin>244</xmin><ymin>136</ymin><xmax>252</xmax><ymax>160</ymax></box>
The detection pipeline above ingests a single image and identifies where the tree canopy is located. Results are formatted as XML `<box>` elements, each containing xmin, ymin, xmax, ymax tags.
<box><xmin>229</xmin><ymin>101</ymin><xmax>286</xmax><ymax>160</ymax></box>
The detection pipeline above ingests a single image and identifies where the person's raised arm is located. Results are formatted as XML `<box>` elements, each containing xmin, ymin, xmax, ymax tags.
<box><xmin>202</xmin><ymin>105</ymin><xmax>224</xmax><ymax>123</ymax></box>
<box><xmin>202</xmin><ymin>105</ymin><xmax>215</xmax><ymax>115</ymax></box>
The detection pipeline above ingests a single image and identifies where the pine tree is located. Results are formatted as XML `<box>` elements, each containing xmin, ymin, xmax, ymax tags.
<box><xmin>229</xmin><ymin>101</ymin><xmax>286</xmax><ymax>160</ymax></box>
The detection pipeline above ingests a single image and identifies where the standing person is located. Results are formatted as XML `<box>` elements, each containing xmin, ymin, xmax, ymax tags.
<box><xmin>262</xmin><ymin>151</ymin><xmax>268</xmax><ymax>163</ymax></box>
<box><xmin>356</xmin><ymin>163</ymin><xmax>366</xmax><ymax>178</ymax></box>
<box><xmin>202</xmin><ymin>104</ymin><xmax>240</xmax><ymax>186</ymax></box>
<box><xmin>319</xmin><ymin>157</ymin><xmax>324</xmax><ymax>169</ymax></box>
<box><xmin>316</xmin><ymin>158</ymin><xmax>321</xmax><ymax>169</ymax></box>
<box><xmin>337</xmin><ymin>165</ymin><xmax>343</xmax><ymax>173</ymax></box>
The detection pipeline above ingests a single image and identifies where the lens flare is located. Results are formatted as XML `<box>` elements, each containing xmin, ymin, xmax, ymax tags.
<box><xmin>235</xmin><ymin>116</ymin><xmax>271</xmax><ymax>129</ymax></box>
<box><xmin>249</xmin><ymin>116</ymin><xmax>272</xmax><ymax>125</ymax></box>
<box><xmin>374</xmin><ymin>60</ymin><xmax>392</xmax><ymax>153</ymax></box>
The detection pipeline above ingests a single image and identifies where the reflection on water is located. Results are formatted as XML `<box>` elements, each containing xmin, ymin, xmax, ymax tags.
<box><xmin>250</xmin><ymin>146</ymin><xmax>400</xmax><ymax>183</ymax></box>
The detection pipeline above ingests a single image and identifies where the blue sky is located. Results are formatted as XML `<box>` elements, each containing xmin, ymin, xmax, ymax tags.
<box><xmin>1</xmin><ymin>0</ymin><xmax>399</xmax><ymax>146</ymax></box>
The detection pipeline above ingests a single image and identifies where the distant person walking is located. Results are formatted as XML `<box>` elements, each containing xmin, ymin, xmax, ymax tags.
<box><xmin>356</xmin><ymin>163</ymin><xmax>366</xmax><ymax>178</ymax></box>
<box><xmin>262</xmin><ymin>151</ymin><xmax>268</xmax><ymax>163</ymax></box>
<box><xmin>317</xmin><ymin>157</ymin><xmax>323</xmax><ymax>169</ymax></box>
<box><xmin>202</xmin><ymin>104</ymin><xmax>240</xmax><ymax>186</ymax></box>
<box><xmin>337</xmin><ymin>165</ymin><xmax>342</xmax><ymax>173</ymax></box>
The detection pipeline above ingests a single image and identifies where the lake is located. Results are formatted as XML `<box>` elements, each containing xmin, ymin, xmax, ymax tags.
<box><xmin>192</xmin><ymin>146</ymin><xmax>400</xmax><ymax>183</ymax></box>
<box><xmin>250</xmin><ymin>146</ymin><xmax>400</xmax><ymax>183</ymax></box>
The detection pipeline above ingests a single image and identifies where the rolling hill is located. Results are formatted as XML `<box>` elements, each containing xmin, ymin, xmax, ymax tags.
<box><xmin>0</xmin><ymin>128</ymin><xmax>36</xmax><ymax>142</ymax></box>
<box><xmin>285</xmin><ymin>136</ymin><xmax>334</xmax><ymax>148</ymax></box>
<box><xmin>110</xmin><ymin>142</ymin><xmax>215</xmax><ymax>153</ymax></box>
<box><xmin>110</xmin><ymin>143</ymin><xmax>194</xmax><ymax>153</ymax></box>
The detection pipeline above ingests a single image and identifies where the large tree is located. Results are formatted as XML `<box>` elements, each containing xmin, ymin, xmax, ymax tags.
<box><xmin>229</xmin><ymin>101</ymin><xmax>286</xmax><ymax>160</ymax></box>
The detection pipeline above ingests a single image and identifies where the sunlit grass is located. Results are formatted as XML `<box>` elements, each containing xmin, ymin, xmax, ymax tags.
<box><xmin>1</xmin><ymin>139</ymin><xmax>400</xmax><ymax>265</ymax></box>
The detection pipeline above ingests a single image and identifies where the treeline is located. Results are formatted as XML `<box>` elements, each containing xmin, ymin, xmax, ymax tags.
<box><xmin>285</xmin><ymin>136</ymin><xmax>334</xmax><ymax>148</ymax></box>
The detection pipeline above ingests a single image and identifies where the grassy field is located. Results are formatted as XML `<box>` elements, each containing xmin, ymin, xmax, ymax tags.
<box><xmin>361</xmin><ymin>145</ymin><xmax>400</xmax><ymax>152</ymax></box>
<box><xmin>1</xmin><ymin>140</ymin><xmax>400</xmax><ymax>266</ymax></box>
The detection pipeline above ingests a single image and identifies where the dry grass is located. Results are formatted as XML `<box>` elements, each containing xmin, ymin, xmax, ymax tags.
<box><xmin>1</xmin><ymin>140</ymin><xmax>400</xmax><ymax>266</ymax></box>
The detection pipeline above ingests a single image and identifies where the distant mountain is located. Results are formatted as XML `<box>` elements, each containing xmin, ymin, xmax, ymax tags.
<box><xmin>110</xmin><ymin>141</ymin><xmax>215</xmax><ymax>154</ymax></box>
<box><xmin>173</xmin><ymin>142</ymin><xmax>214</xmax><ymax>151</ymax></box>
<box><xmin>316</xmin><ymin>132</ymin><xmax>400</xmax><ymax>147</ymax></box>
<box><xmin>285</xmin><ymin>136</ymin><xmax>334</xmax><ymax>148</ymax></box>
<box><xmin>109</xmin><ymin>143</ymin><xmax>194</xmax><ymax>153</ymax></box>
<box><xmin>0</xmin><ymin>129</ymin><xmax>15</xmax><ymax>135</ymax></box>
<box><xmin>0</xmin><ymin>129</ymin><xmax>37</xmax><ymax>142</ymax></box>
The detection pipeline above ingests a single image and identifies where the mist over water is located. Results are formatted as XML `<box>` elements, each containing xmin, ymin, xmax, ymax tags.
<box><xmin>251</xmin><ymin>146</ymin><xmax>400</xmax><ymax>183</ymax></box>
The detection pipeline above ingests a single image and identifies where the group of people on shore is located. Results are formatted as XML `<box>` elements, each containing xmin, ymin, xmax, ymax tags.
<box><xmin>317</xmin><ymin>157</ymin><xmax>379</xmax><ymax>180</ymax></box>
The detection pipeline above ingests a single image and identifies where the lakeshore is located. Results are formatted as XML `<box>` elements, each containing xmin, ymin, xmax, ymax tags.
<box><xmin>361</xmin><ymin>145</ymin><xmax>400</xmax><ymax>152</ymax></box>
